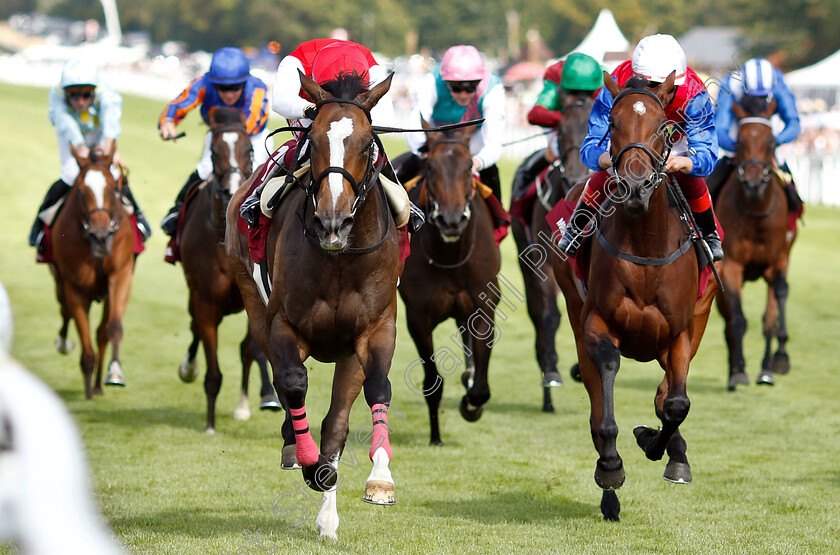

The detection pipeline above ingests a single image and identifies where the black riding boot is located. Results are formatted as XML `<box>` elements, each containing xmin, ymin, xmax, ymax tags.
<box><xmin>556</xmin><ymin>198</ymin><xmax>595</xmax><ymax>257</ymax></box>
<box><xmin>161</xmin><ymin>171</ymin><xmax>202</xmax><ymax>236</ymax></box>
<box><xmin>512</xmin><ymin>150</ymin><xmax>550</xmax><ymax>200</ymax></box>
<box><xmin>29</xmin><ymin>179</ymin><xmax>71</xmax><ymax>247</ymax></box>
<box><xmin>478</xmin><ymin>165</ymin><xmax>503</xmax><ymax>203</ymax></box>
<box><xmin>705</xmin><ymin>157</ymin><xmax>735</xmax><ymax>201</ymax></box>
<box><xmin>694</xmin><ymin>207</ymin><xmax>724</xmax><ymax>261</ymax></box>
<box><xmin>778</xmin><ymin>161</ymin><xmax>804</xmax><ymax>214</ymax></box>
<box><xmin>120</xmin><ymin>182</ymin><xmax>152</xmax><ymax>241</ymax></box>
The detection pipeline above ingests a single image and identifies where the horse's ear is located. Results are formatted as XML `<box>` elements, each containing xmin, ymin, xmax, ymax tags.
<box><xmin>357</xmin><ymin>72</ymin><xmax>394</xmax><ymax>112</ymax></box>
<box><xmin>654</xmin><ymin>71</ymin><xmax>677</xmax><ymax>104</ymax></box>
<box><xmin>299</xmin><ymin>70</ymin><xmax>329</xmax><ymax>105</ymax></box>
<box><xmin>732</xmin><ymin>100</ymin><xmax>747</xmax><ymax>121</ymax></box>
<box><xmin>764</xmin><ymin>97</ymin><xmax>777</xmax><ymax>119</ymax></box>
<box><xmin>421</xmin><ymin>116</ymin><xmax>442</xmax><ymax>144</ymax></box>
<box><xmin>69</xmin><ymin>143</ymin><xmax>88</xmax><ymax>168</ymax></box>
<box><xmin>455</xmin><ymin>122</ymin><xmax>477</xmax><ymax>142</ymax></box>
<box><xmin>602</xmin><ymin>71</ymin><xmax>620</xmax><ymax>98</ymax></box>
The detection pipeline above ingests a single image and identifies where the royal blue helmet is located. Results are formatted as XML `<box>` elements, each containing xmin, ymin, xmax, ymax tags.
<box><xmin>208</xmin><ymin>47</ymin><xmax>250</xmax><ymax>85</ymax></box>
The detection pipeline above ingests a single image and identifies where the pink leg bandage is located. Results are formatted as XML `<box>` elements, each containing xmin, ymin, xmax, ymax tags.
<box><xmin>289</xmin><ymin>406</ymin><xmax>319</xmax><ymax>467</ymax></box>
<box><xmin>370</xmin><ymin>403</ymin><xmax>393</xmax><ymax>461</ymax></box>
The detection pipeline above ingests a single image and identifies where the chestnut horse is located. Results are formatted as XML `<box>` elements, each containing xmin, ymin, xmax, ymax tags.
<box><xmin>226</xmin><ymin>72</ymin><xmax>400</xmax><ymax>538</ymax></box>
<box><xmin>552</xmin><ymin>73</ymin><xmax>719</xmax><ymax>520</ymax></box>
<box><xmin>176</xmin><ymin>107</ymin><xmax>279</xmax><ymax>433</ymax></box>
<box><xmin>715</xmin><ymin>97</ymin><xmax>796</xmax><ymax>390</ymax></box>
<box><xmin>48</xmin><ymin>146</ymin><xmax>137</xmax><ymax>399</ymax></box>
<box><xmin>398</xmin><ymin>122</ymin><xmax>500</xmax><ymax>445</ymax></box>
<box><xmin>511</xmin><ymin>91</ymin><xmax>593</xmax><ymax>412</ymax></box>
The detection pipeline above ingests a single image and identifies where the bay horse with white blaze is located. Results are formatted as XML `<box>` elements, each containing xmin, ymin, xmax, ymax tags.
<box><xmin>715</xmin><ymin>97</ymin><xmax>796</xmax><ymax>390</ymax></box>
<box><xmin>226</xmin><ymin>72</ymin><xmax>400</xmax><ymax>539</ymax></box>
<box><xmin>551</xmin><ymin>73</ymin><xmax>720</xmax><ymax>520</ymax></box>
<box><xmin>511</xmin><ymin>91</ymin><xmax>593</xmax><ymax>411</ymax></box>
<box><xmin>398</xmin><ymin>121</ymin><xmax>500</xmax><ymax>445</ymax></box>
<box><xmin>48</xmin><ymin>145</ymin><xmax>137</xmax><ymax>399</ymax></box>
<box><xmin>176</xmin><ymin>107</ymin><xmax>279</xmax><ymax>433</ymax></box>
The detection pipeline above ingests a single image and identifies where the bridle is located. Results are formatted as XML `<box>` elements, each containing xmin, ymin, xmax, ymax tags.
<box><xmin>608</xmin><ymin>88</ymin><xmax>672</xmax><ymax>189</ymax></box>
<box><xmin>76</xmin><ymin>162</ymin><xmax>123</xmax><ymax>241</ymax></box>
<box><xmin>423</xmin><ymin>137</ymin><xmax>476</xmax><ymax>226</ymax></box>
<box><xmin>735</xmin><ymin>117</ymin><xmax>774</xmax><ymax>189</ymax></box>
<box><xmin>210</xmin><ymin>124</ymin><xmax>252</xmax><ymax>201</ymax></box>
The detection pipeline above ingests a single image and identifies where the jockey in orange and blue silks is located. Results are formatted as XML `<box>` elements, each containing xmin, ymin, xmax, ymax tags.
<box><xmin>401</xmin><ymin>45</ymin><xmax>507</xmax><ymax>201</ymax></box>
<box><xmin>556</xmin><ymin>34</ymin><xmax>724</xmax><ymax>261</ymax></box>
<box><xmin>706</xmin><ymin>58</ymin><xmax>802</xmax><ymax>201</ymax></box>
<box><xmin>158</xmin><ymin>47</ymin><xmax>271</xmax><ymax>236</ymax></box>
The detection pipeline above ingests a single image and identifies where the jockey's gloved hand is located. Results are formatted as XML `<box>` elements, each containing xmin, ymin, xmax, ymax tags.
<box><xmin>304</xmin><ymin>104</ymin><xmax>318</xmax><ymax>121</ymax></box>
<box><xmin>408</xmin><ymin>202</ymin><xmax>425</xmax><ymax>233</ymax></box>
<box><xmin>240</xmin><ymin>187</ymin><xmax>263</xmax><ymax>227</ymax></box>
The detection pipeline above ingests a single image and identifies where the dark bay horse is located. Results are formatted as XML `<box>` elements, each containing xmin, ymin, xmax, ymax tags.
<box><xmin>511</xmin><ymin>91</ymin><xmax>593</xmax><ymax>412</ymax></box>
<box><xmin>715</xmin><ymin>98</ymin><xmax>795</xmax><ymax>390</ymax></box>
<box><xmin>398</xmin><ymin>122</ymin><xmax>500</xmax><ymax>445</ymax></box>
<box><xmin>226</xmin><ymin>72</ymin><xmax>400</xmax><ymax>538</ymax></box>
<box><xmin>552</xmin><ymin>73</ymin><xmax>720</xmax><ymax>520</ymax></box>
<box><xmin>48</xmin><ymin>146</ymin><xmax>137</xmax><ymax>399</ymax></box>
<box><xmin>177</xmin><ymin>107</ymin><xmax>278</xmax><ymax>434</ymax></box>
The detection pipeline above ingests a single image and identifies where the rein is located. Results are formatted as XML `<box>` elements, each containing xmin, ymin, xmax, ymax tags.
<box><xmin>76</xmin><ymin>163</ymin><xmax>124</xmax><ymax>238</ymax></box>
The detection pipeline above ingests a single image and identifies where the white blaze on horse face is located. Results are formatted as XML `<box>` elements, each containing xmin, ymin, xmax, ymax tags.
<box><xmin>222</xmin><ymin>132</ymin><xmax>242</xmax><ymax>193</ymax></box>
<box><xmin>633</xmin><ymin>101</ymin><xmax>646</xmax><ymax>115</ymax></box>
<box><xmin>84</xmin><ymin>170</ymin><xmax>108</xmax><ymax>208</ymax></box>
<box><xmin>326</xmin><ymin>118</ymin><xmax>354</xmax><ymax>210</ymax></box>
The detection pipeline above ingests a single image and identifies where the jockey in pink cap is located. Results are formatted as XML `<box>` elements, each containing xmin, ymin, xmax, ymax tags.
<box><xmin>399</xmin><ymin>44</ymin><xmax>507</xmax><ymax>201</ymax></box>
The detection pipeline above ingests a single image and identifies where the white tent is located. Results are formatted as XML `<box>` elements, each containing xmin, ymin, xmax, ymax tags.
<box><xmin>785</xmin><ymin>49</ymin><xmax>840</xmax><ymax>108</ymax></box>
<box><xmin>565</xmin><ymin>9</ymin><xmax>631</xmax><ymax>69</ymax></box>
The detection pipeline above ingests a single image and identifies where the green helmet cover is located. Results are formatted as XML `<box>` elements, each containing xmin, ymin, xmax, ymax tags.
<box><xmin>561</xmin><ymin>53</ymin><xmax>603</xmax><ymax>91</ymax></box>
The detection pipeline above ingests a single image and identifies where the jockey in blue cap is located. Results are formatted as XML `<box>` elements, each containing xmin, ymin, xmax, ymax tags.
<box><xmin>158</xmin><ymin>47</ymin><xmax>272</xmax><ymax>236</ymax></box>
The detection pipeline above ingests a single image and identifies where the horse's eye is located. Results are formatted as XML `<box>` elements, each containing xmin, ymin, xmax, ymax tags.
<box><xmin>608</xmin><ymin>117</ymin><xmax>615</xmax><ymax>129</ymax></box>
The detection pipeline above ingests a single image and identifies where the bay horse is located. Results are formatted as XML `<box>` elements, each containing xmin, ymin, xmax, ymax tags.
<box><xmin>511</xmin><ymin>91</ymin><xmax>593</xmax><ymax>412</ymax></box>
<box><xmin>48</xmin><ymin>145</ymin><xmax>137</xmax><ymax>399</ymax></box>
<box><xmin>226</xmin><ymin>72</ymin><xmax>400</xmax><ymax>539</ymax></box>
<box><xmin>551</xmin><ymin>73</ymin><xmax>720</xmax><ymax>520</ymax></box>
<box><xmin>176</xmin><ymin>107</ymin><xmax>279</xmax><ymax>434</ymax></box>
<box><xmin>398</xmin><ymin>121</ymin><xmax>500</xmax><ymax>445</ymax></box>
<box><xmin>715</xmin><ymin>97</ymin><xmax>795</xmax><ymax>390</ymax></box>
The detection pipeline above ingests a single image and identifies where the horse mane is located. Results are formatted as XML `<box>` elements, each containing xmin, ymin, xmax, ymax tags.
<box><xmin>739</xmin><ymin>94</ymin><xmax>770</xmax><ymax>116</ymax></box>
<box><xmin>320</xmin><ymin>72</ymin><xmax>369</xmax><ymax>101</ymax></box>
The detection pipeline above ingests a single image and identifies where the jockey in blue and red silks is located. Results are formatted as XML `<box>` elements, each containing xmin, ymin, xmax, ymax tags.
<box><xmin>158</xmin><ymin>47</ymin><xmax>272</xmax><ymax>236</ymax></box>
<box><xmin>555</xmin><ymin>34</ymin><xmax>724</xmax><ymax>261</ymax></box>
<box><xmin>238</xmin><ymin>38</ymin><xmax>423</xmax><ymax>232</ymax></box>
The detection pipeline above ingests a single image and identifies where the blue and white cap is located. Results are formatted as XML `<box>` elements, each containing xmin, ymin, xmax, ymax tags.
<box><xmin>742</xmin><ymin>58</ymin><xmax>775</xmax><ymax>97</ymax></box>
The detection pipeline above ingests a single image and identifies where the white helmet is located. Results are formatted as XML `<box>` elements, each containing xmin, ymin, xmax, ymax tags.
<box><xmin>59</xmin><ymin>59</ymin><xmax>100</xmax><ymax>89</ymax></box>
<box><xmin>632</xmin><ymin>34</ymin><xmax>687</xmax><ymax>85</ymax></box>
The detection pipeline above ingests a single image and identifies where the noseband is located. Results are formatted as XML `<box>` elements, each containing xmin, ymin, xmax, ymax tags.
<box><xmin>609</xmin><ymin>88</ymin><xmax>672</xmax><ymax>187</ymax></box>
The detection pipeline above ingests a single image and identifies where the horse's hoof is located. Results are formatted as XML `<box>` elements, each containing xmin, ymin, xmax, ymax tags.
<box><xmin>55</xmin><ymin>337</ymin><xmax>74</xmax><ymax>354</ymax></box>
<box><xmin>459</xmin><ymin>396</ymin><xmax>484</xmax><ymax>422</ymax></box>
<box><xmin>461</xmin><ymin>370</ymin><xmax>474</xmax><ymax>389</ymax></box>
<box><xmin>728</xmin><ymin>371</ymin><xmax>749</xmax><ymax>390</ymax></box>
<box><xmin>259</xmin><ymin>394</ymin><xmax>282</xmax><ymax>411</ymax></box>
<box><xmin>302</xmin><ymin>456</ymin><xmax>338</xmax><ymax>492</ymax></box>
<box><xmin>663</xmin><ymin>461</ymin><xmax>693</xmax><ymax>484</ymax></box>
<box><xmin>542</xmin><ymin>370</ymin><xmax>564</xmax><ymax>387</ymax></box>
<box><xmin>594</xmin><ymin>463</ymin><xmax>625</xmax><ymax>491</ymax></box>
<box><xmin>756</xmin><ymin>371</ymin><xmax>776</xmax><ymax>386</ymax></box>
<box><xmin>205</xmin><ymin>427</ymin><xmax>216</xmax><ymax>435</ymax></box>
<box><xmin>178</xmin><ymin>355</ymin><xmax>199</xmax><ymax>383</ymax></box>
<box><xmin>363</xmin><ymin>480</ymin><xmax>396</xmax><ymax>505</ymax></box>
<box><xmin>105</xmin><ymin>361</ymin><xmax>125</xmax><ymax>387</ymax></box>
<box><xmin>633</xmin><ymin>425</ymin><xmax>658</xmax><ymax>451</ymax></box>
<box><xmin>570</xmin><ymin>363</ymin><xmax>582</xmax><ymax>382</ymax></box>
<box><xmin>281</xmin><ymin>445</ymin><xmax>301</xmax><ymax>470</ymax></box>
<box><xmin>542</xmin><ymin>403</ymin><xmax>555</xmax><ymax>413</ymax></box>
<box><xmin>773</xmin><ymin>353</ymin><xmax>790</xmax><ymax>375</ymax></box>
<box><xmin>429</xmin><ymin>439</ymin><xmax>444</xmax><ymax>447</ymax></box>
